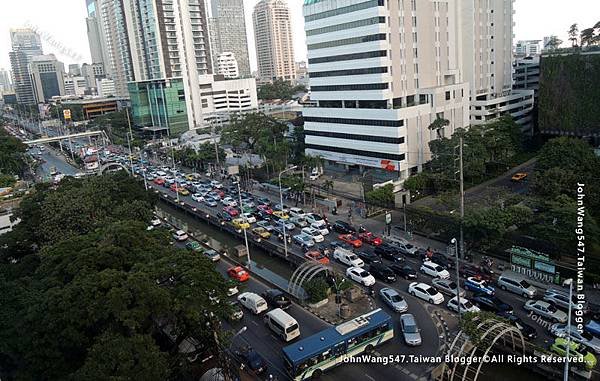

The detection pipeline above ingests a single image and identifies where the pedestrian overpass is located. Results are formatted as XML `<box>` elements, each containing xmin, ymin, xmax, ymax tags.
<box><xmin>23</xmin><ymin>130</ymin><xmax>110</xmax><ymax>146</ymax></box>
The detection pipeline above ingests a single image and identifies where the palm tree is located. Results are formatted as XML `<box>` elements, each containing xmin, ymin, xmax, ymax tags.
<box><xmin>323</xmin><ymin>180</ymin><xmax>334</xmax><ymax>196</ymax></box>
<box><xmin>568</xmin><ymin>23</ymin><xmax>579</xmax><ymax>47</ymax></box>
<box><xmin>580</xmin><ymin>28</ymin><xmax>595</xmax><ymax>46</ymax></box>
<box><xmin>428</xmin><ymin>118</ymin><xmax>450</xmax><ymax>139</ymax></box>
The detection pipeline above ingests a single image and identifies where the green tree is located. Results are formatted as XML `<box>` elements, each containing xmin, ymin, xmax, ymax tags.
<box><xmin>568</xmin><ymin>23</ymin><xmax>579</xmax><ymax>47</ymax></box>
<box><xmin>428</xmin><ymin>117</ymin><xmax>450</xmax><ymax>139</ymax></box>
<box><xmin>257</xmin><ymin>79</ymin><xmax>306</xmax><ymax>100</ymax></box>
<box><xmin>0</xmin><ymin>128</ymin><xmax>28</xmax><ymax>177</ymax></box>
<box><xmin>580</xmin><ymin>27</ymin><xmax>596</xmax><ymax>46</ymax></box>
<box><xmin>545</xmin><ymin>35</ymin><xmax>563</xmax><ymax>50</ymax></box>
<box><xmin>365</xmin><ymin>184</ymin><xmax>395</xmax><ymax>207</ymax></box>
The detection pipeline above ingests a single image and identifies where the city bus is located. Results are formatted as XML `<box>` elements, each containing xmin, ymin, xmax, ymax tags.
<box><xmin>282</xmin><ymin>308</ymin><xmax>394</xmax><ymax>380</ymax></box>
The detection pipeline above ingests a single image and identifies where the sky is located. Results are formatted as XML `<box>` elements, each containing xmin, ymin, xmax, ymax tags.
<box><xmin>0</xmin><ymin>0</ymin><xmax>599</xmax><ymax>73</ymax></box>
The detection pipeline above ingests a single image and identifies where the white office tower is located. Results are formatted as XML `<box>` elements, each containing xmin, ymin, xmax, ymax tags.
<box><xmin>515</xmin><ymin>40</ymin><xmax>542</xmax><ymax>58</ymax></box>
<box><xmin>216</xmin><ymin>52</ymin><xmax>240</xmax><ymax>78</ymax></box>
<box><xmin>462</xmin><ymin>0</ymin><xmax>533</xmax><ymax>132</ymax></box>
<box><xmin>199</xmin><ymin>74</ymin><xmax>258</xmax><ymax>118</ymax></box>
<box><xmin>97</xmin><ymin>78</ymin><xmax>116</xmax><ymax>97</ymax></box>
<box><xmin>253</xmin><ymin>0</ymin><xmax>297</xmax><ymax>83</ymax></box>
<box><xmin>209</xmin><ymin>0</ymin><xmax>251</xmax><ymax>77</ymax></box>
<box><xmin>123</xmin><ymin>0</ymin><xmax>213</xmax><ymax>130</ymax></box>
<box><xmin>302</xmin><ymin>0</ymin><xmax>469</xmax><ymax>183</ymax></box>
<box><xmin>29</xmin><ymin>54</ymin><xmax>66</xmax><ymax>103</ymax></box>
<box><xmin>9</xmin><ymin>28</ymin><xmax>43</xmax><ymax>105</ymax></box>
<box><xmin>63</xmin><ymin>76</ymin><xmax>88</xmax><ymax>96</ymax></box>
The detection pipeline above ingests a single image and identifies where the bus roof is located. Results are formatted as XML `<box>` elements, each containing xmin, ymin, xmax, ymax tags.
<box><xmin>282</xmin><ymin>309</ymin><xmax>390</xmax><ymax>363</ymax></box>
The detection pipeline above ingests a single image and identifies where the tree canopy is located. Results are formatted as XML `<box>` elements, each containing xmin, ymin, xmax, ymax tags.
<box><xmin>0</xmin><ymin>122</ymin><xmax>29</xmax><ymax>182</ymax></box>
<box><xmin>174</xmin><ymin>143</ymin><xmax>225</xmax><ymax>171</ymax></box>
<box><xmin>257</xmin><ymin>79</ymin><xmax>306</xmax><ymax>100</ymax></box>
<box><xmin>0</xmin><ymin>174</ymin><xmax>232</xmax><ymax>380</ymax></box>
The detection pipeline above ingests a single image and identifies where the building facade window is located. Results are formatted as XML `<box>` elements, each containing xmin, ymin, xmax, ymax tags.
<box><xmin>305</xmin><ymin>130</ymin><xmax>405</xmax><ymax>144</ymax></box>
<box><xmin>306</xmin><ymin>144</ymin><xmax>406</xmax><ymax>161</ymax></box>
<box><xmin>308</xmin><ymin>50</ymin><xmax>386</xmax><ymax>64</ymax></box>
<box><xmin>311</xmin><ymin>83</ymin><xmax>389</xmax><ymax>92</ymax></box>
<box><xmin>310</xmin><ymin>66</ymin><xmax>388</xmax><ymax>78</ymax></box>
<box><xmin>305</xmin><ymin>0</ymin><xmax>384</xmax><ymax>22</ymax></box>
<box><xmin>306</xmin><ymin>17</ymin><xmax>386</xmax><ymax>36</ymax></box>
<box><xmin>307</xmin><ymin>34</ymin><xmax>386</xmax><ymax>50</ymax></box>
<box><xmin>304</xmin><ymin>116</ymin><xmax>403</xmax><ymax>127</ymax></box>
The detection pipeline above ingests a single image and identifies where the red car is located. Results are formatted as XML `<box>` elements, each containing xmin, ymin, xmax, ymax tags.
<box><xmin>223</xmin><ymin>206</ymin><xmax>239</xmax><ymax>217</ymax></box>
<box><xmin>257</xmin><ymin>204</ymin><xmax>273</xmax><ymax>214</ymax></box>
<box><xmin>338</xmin><ymin>234</ymin><xmax>363</xmax><ymax>248</ymax></box>
<box><xmin>153</xmin><ymin>178</ymin><xmax>165</xmax><ymax>185</ymax></box>
<box><xmin>305</xmin><ymin>250</ymin><xmax>330</xmax><ymax>265</ymax></box>
<box><xmin>358</xmin><ymin>231</ymin><xmax>383</xmax><ymax>246</ymax></box>
<box><xmin>227</xmin><ymin>266</ymin><xmax>249</xmax><ymax>282</ymax></box>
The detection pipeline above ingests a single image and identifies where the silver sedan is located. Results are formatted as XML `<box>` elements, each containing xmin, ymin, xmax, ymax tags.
<box><xmin>379</xmin><ymin>287</ymin><xmax>408</xmax><ymax>313</ymax></box>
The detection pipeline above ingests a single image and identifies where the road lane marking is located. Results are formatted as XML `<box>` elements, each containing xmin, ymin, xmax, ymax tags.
<box><xmin>365</xmin><ymin>374</ymin><xmax>376</xmax><ymax>381</ymax></box>
<box><xmin>251</xmin><ymin>320</ymin><xmax>260</xmax><ymax>327</ymax></box>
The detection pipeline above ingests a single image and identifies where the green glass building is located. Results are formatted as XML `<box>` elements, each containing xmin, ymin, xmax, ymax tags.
<box><xmin>128</xmin><ymin>78</ymin><xmax>189</xmax><ymax>136</ymax></box>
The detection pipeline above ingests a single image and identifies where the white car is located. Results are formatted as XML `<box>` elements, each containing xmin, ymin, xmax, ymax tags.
<box><xmin>221</xmin><ymin>197</ymin><xmax>237</xmax><ymax>207</ymax></box>
<box><xmin>210</xmin><ymin>180</ymin><xmax>223</xmax><ymax>189</ymax></box>
<box><xmin>447</xmin><ymin>296</ymin><xmax>480</xmax><ymax>314</ymax></box>
<box><xmin>293</xmin><ymin>233</ymin><xmax>315</xmax><ymax>249</ymax></box>
<box><xmin>242</xmin><ymin>213</ymin><xmax>257</xmax><ymax>224</ymax></box>
<box><xmin>289</xmin><ymin>207</ymin><xmax>306</xmax><ymax>218</ymax></box>
<box><xmin>333</xmin><ymin>248</ymin><xmax>364</xmax><ymax>267</ymax></box>
<box><xmin>312</xmin><ymin>222</ymin><xmax>329</xmax><ymax>236</ymax></box>
<box><xmin>346</xmin><ymin>266</ymin><xmax>376</xmax><ymax>287</ymax></box>
<box><xmin>408</xmin><ymin>282</ymin><xmax>444</xmax><ymax>305</ymax></box>
<box><xmin>301</xmin><ymin>227</ymin><xmax>324</xmax><ymax>243</ymax></box>
<box><xmin>172</xmin><ymin>230</ymin><xmax>188</xmax><ymax>241</ymax></box>
<box><xmin>524</xmin><ymin>300</ymin><xmax>568</xmax><ymax>323</ymax></box>
<box><xmin>237</xmin><ymin>292</ymin><xmax>268</xmax><ymax>314</ymax></box>
<box><xmin>191</xmin><ymin>193</ymin><xmax>205</xmax><ymax>202</ymax></box>
<box><xmin>305</xmin><ymin>213</ymin><xmax>326</xmax><ymax>227</ymax></box>
<box><xmin>420</xmin><ymin>261</ymin><xmax>450</xmax><ymax>279</ymax></box>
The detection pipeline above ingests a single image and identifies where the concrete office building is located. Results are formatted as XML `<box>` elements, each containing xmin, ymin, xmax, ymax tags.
<box><xmin>97</xmin><ymin>78</ymin><xmax>116</xmax><ymax>97</ymax></box>
<box><xmin>209</xmin><ymin>0</ymin><xmax>251</xmax><ymax>77</ymax></box>
<box><xmin>63</xmin><ymin>76</ymin><xmax>89</xmax><ymax>96</ymax></box>
<box><xmin>29</xmin><ymin>54</ymin><xmax>66</xmax><ymax>103</ymax></box>
<box><xmin>68</xmin><ymin>64</ymin><xmax>82</xmax><ymax>77</ymax></box>
<box><xmin>253</xmin><ymin>0</ymin><xmax>296</xmax><ymax>83</ymax></box>
<box><xmin>302</xmin><ymin>0</ymin><xmax>469</xmax><ymax>183</ymax></box>
<box><xmin>216</xmin><ymin>52</ymin><xmax>240</xmax><ymax>78</ymax></box>
<box><xmin>513</xmin><ymin>56</ymin><xmax>540</xmax><ymax>99</ymax></box>
<box><xmin>0</xmin><ymin>69</ymin><xmax>12</xmax><ymax>94</ymax></box>
<box><xmin>515</xmin><ymin>40</ymin><xmax>542</xmax><ymax>58</ymax></box>
<box><xmin>199</xmin><ymin>74</ymin><xmax>258</xmax><ymax>118</ymax></box>
<box><xmin>8</xmin><ymin>28</ymin><xmax>43</xmax><ymax>105</ymax></box>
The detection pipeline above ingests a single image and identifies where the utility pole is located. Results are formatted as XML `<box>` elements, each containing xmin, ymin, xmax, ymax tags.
<box><xmin>125</xmin><ymin>109</ymin><xmax>135</xmax><ymax>176</ymax></box>
<box><xmin>459</xmin><ymin>136</ymin><xmax>465</xmax><ymax>260</ymax></box>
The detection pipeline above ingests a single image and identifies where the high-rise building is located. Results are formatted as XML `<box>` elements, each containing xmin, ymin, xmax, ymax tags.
<box><xmin>253</xmin><ymin>0</ymin><xmax>296</xmax><ymax>83</ymax></box>
<box><xmin>0</xmin><ymin>68</ymin><xmax>13</xmax><ymax>94</ymax></box>
<box><xmin>85</xmin><ymin>0</ymin><xmax>110</xmax><ymax>67</ymax></box>
<box><xmin>515</xmin><ymin>40</ymin><xmax>542</xmax><ymax>58</ymax></box>
<box><xmin>216</xmin><ymin>52</ymin><xmax>240</xmax><ymax>78</ymax></box>
<box><xmin>209</xmin><ymin>0</ymin><xmax>251</xmax><ymax>77</ymax></box>
<box><xmin>64</xmin><ymin>76</ymin><xmax>89</xmax><ymax>96</ymax></box>
<box><xmin>302</xmin><ymin>0</ymin><xmax>469</xmax><ymax>182</ymax></box>
<box><xmin>29</xmin><ymin>54</ymin><xmax>66</xmax><ymax>103</ymax></box>
<box><xmin>68</xmin><ymin>64</ymin><xmax>82</xmax><ymax>77</ymax></box>
<box><xmin>97</xmin><ymin>78</ymin><xmax>116</xmax><ymax>97</ymax></box>
<box><xmin>8</xmin><ymin>28</ymin><xmax>43</xmax><ymax>105</ymax></box>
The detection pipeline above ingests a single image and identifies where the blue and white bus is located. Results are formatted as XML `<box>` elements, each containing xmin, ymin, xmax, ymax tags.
<box><xmin>282</xmin><ymin>308</ymin><xmax>394</xmax><ymax>380</ymax></box>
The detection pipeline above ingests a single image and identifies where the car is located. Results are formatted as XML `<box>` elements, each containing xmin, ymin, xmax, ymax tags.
<box><xmin>338</xmin><ymin>234</ymin><xmax>362</xmax><ymax>248</ymax></box>
<box><xmin>420</xmin><ymin>261</ymin><xmax>450</xmax><ymax>279</ymax></box>
<box><xmin>191</xmin><ymin>193</ymin><xmax>205</xmax><ymax>202</ymax></box>
<box><xmin>234</xmin><ymin>346</ymin><xmax>268</xmax><ymax>375</ymax></box>
<box><xmin>550</xmin><ymin>338</ymin><xmax>597</xmax><ymax>371</ymax></box>
<box><xmin>274</xmin><ymin>219</ymin><xmax>295</xmax><ymax>231</ymax></box>
<box><xmin>524</xmin><ymin>300</ymin><xmax>568</xmax><ymax>323</ymax></box>
<box><xmin>511</xmin><ymin>172</ymin><xmax>528</xmax><ymax>182</ymax></box>
<box><xmin>333</xmin><ymin>248</ymin><xmax>364</xmax><ymax>267</ymax></box>
<box><xmin>241</xmin><ymin>212</ymin><xmax>257</xmax><ymax>224</ymax></box>
<box><xmin>221</xmin><ymin>196</ymin><xmax>238</xmax><ymax>207</ymax></box>
<box><xmin>408</xmin><ymin>282</ymin><xmax>444</xmax><ymax>304</ymax></box>
<box><xmin>172</xmin><ymin>230</ymin><xmax>188</xmax><ymax>241</ymax></box>
<box><xmin>585</xmin><ymin>320</ymin><xmax>600</xmax><ymax>339</ymax></box>
<box><xmin>203</xmin><ymin>249</ymin><xmax>221</xmax><ymax>262</ymax></box>
<box><xmin>497</xmin><ymin>312</ymin><xmax>537</xmax><ymax>339</ymax></box>
<box><xmin>460</xmin><ymin>264</ymin><xmax>493</xmax><ymax>282</ymax></box>
<box><xmin>177</xmin><ymin>187</ymin><xmax>190</xmax><ymax>196</ymax></box>
<box><xmin>305</xmin><ymin>213</ymin><xmax>326</xmax><ymax>227</ymax></box>
<box><xmin>346</xmin><ymin>266</ymin><xmax>376</xmax><ymax>286</ymax></box>
<box><xmin>374</xmin><ymin>244</ymin><xmax>404</xmax><ymax>263</ymax></box>
<box><xmin>289</xmin><ymin>207</ymin><xmax>306</xmax><ymax>218</ymax></box>
<box><xmin>148</xmin><ymin>218</ymin><xmax>162</xmax><ymax>229</ymax></box>
<box><xmin>544</xmin><ymin>288</ymin><xmax>578</xmax><ymax>311</ymax></box>
<box><xmin>242</xmin><ymin>200</ymin><xmax>256</xmax><ymax>209</ymax></box>
<box><xmin>293</xmin><ymin>233</ymin><xmax>315</xmax><ymax>249</ymax></box>
<box><xmin>216</xmin><ymin>212</ymin><xmax>233</xmax><ymax>222</ymax></box>
<box><xmin>302</xmin><ymin>227</ymin><xmax>324</xmax><ymax>243</ymax></box>
<box><xmin>185</xmin><ymin>241</ymin><xmax>203</xmax><ymax>252</ymax></box>
<box><xmin>256</xmin><ymin>197</ymin><xmax>271</xmax><ymax>206</ymax></box>
<box><xmin>223</xmin><ymin>206</ymin><xmax>239</xmax><ymax>217</ymax></box>
<box><xmin>358</xmin><ymin>231</ymin><xmax>383</xmax><ymax>246</ymax></box>
<box><xmin>379</xmin><ymin>287</ymin><xmax>408</xmax><ymax>312</ymax></box>
<box><xmin>400</xmin><ymin>314</ymin><xmax>422</xmax><ymax>346</ymax></box>
<box><xmin>464</xmin><ymin>277</ymin><xmax>496</xmax><ymax>296</ymax></box>
<box><xmin>261</xmin><ymin>289</ymin><xmax>292</xmax><ymax>310</ymax></box>
<box><xmin>432</xmin><ymin>278</ymin><xmax>466</xmax><ymax>297</ymax></box>
<box><xmin>390</xmin><ymin>264</ymin><xmax>418</xmax><ymax>279</ymax></box>
<box><xmin>447</xmin><ymin>296</ymin><xmax>480</xmax><ymax>314</ymax></box>
<box><xmin>210</xmin><ymin>180</ymin><xmax>223</xmax><ymax>189</ymax></box>
<box><xmin>251</xmin><ymin>227</ymin><xmax>271</xmax><ymax>239</ymax></box>
<box><xmin>472</xmin><ymin>294</ymin><xmax>514</xmax><ymax>314</ymax></box>
<box><xmin>305</xmin><ymin>250</ymin><xmax>330</xmax><ymax>265</ymax></box>
<box><xmin>369</xmin><ymin>262</ymin><xmax>396</xmax><ymax>283</ymax></box>
<box><xmin>497</xmin><ymin>273</ymin><xmax>537</xmax><ymax>298</ymax></box>
<box><xmin>256</xmin><ymin>220</ymin><xmax>275</xmax><ymax>232</ymax></box>
<box><xmin>227</xmin><ymin>266</ymin><xmax>250</xmax><ymax>282</ymax></box>
<box><xmin>204</xmin><ymin>198</ymin><xmax>218</xmax><ymax>207</ymax></box>
<box><xmin>427</xmin><ymin>252</ymin><xmax>454</xmax><ymax>269</ymax></box>
<box><xmin>255</xmin><ymin>210</ymin><xmax>272</xmax><ymax>221</ymax></box>
<box><xmin>273</xmin><ymin>211</ymin><xmax>290</xmax><ymax>220</ymax></box>
<box><xmin>356</xmin><ymin>251</ymin><xmax>382</xmax><ymax>264</ymax></box>
<box><xmin>153</xmin><ymin>177</ymin><xmax>165</xmax><ymax>186</ymax></box>
<box><xmin>256</xmin><ymin>204</ymin><xmax>273</xmax><ymax>214</ymax></box>
<box><xmin>273</xmin><ymin>203</ymin><xmax>290</xmax><ymax>213</ymax></box>
<box><xmin>311</xmin><ymin>222</ymin><xmax>330</xmax><ymax>236</ymax></box>
<box><xmin>390</xmin><ymin>239</ymin><xmax>418</xmax><ymax>256</ymax></box>
<box><xmin>231</xmin><ymin>218</ymin><xmax>250</xmax><ymax>230</ymax></box>
<box><xmin>290</xmin><ymin>216</ymin><xmax>308</xmax><ymax>228</ymax></box>
<box><xmin>332</xmin><ymin>220</ymin><xmax>356</xmax><ymax>234</ymax></box>
<box><xmin>550</xmin><ymin>324</ymin><xmax>600</xmax><ymax>354</ymax></box>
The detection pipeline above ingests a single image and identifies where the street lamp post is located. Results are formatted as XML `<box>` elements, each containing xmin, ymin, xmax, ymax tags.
<box><xmin>279</xmin><ymin>165</ymin><xmax>298</xmax><ymax>258</ymax></box>
<box><xmin>451</xmin><ymin>238</ymin><xmax>461</xmax><ymax>324</ymax></box>
<box><xmin>564</xmin><ymin>278</ymin><xmax>574</xmax><ymax>381</ymax></box>
<box><xmin>237</xmin><ymin>180</ymin><xmax>252</xmax><ymax>270</ymax></box>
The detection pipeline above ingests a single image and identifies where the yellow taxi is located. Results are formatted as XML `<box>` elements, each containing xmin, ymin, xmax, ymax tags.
<box><xmin>252</xmin><ymin>227</ymin><xmax>271</xmax><ymax>239</ymax></box>
<box><xmin>231</xmin><ymin>218</ymin><xmax>250</xmax><ymax>230</ymax></box>
<box><xmin>272</xmin><ymin>210</ymin><xmax>289</xmax><ymax>219</ymax></box>
<box><xmin>511</xmin><ymin>172</ymin><xmax>528</xmax><ymax>182</ymax></box>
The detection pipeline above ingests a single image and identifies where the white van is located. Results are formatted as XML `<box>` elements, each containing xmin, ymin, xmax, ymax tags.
<box><xmin>333</xmin><ymin>247</ymin><xmax>364</xmax><ymax>267</ymax></box>
<box><xmin>289</xmin><ymin>207</ymin><xmax>306</xmax><ymax>218</ymax></box>
<box><xmin>237</xmin><ymin>292</ymin><xmax>268</xmax><ymax>314</ymax></box>
<box><xmin>264</xmin><ymin>308</ymin><xmax>300</xmax><ymax>342</ymax></box>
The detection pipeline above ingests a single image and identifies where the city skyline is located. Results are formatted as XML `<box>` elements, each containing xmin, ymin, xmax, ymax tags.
<box><xmin>1</xmin><ymin>0</ymin><xmax>599</xmax><ymax>71</ymax></box>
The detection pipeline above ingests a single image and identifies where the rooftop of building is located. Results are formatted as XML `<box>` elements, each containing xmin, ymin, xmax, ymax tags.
<box><xmin>62</xmin><ymin>97</ymin><xmax>129</xmax><ymax>105</ymax></box>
